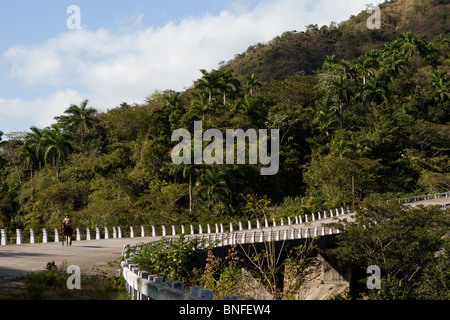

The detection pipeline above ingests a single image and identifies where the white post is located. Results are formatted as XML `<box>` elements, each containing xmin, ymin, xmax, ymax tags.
<box><xmin>290</xmin><ymin>229</ymin><xmax>295</xmax><ymax>240</ymax></box>
<box><xmin>341</xmin><ymin>207</ymin><xmax>345</xmax><ymax>215</ymax></box>
<box><xmin>141</xmin><ymin>226</ymin><xmax>145</xmax><ymax>237</ymax></box>
<box><xmin>288</xmin><ymin>217</ymin><xmax>291</xmax><ymax>225</ymax></box>
<box><xmin>113</xmin><ymin>227</ymin><xmax>117</xmax><ymax>239</ymax></box>
<box><xmin>190</xmin><ymin>225</ymin><xmax>194</xmax><ymax>235</ymax></box>
<box><xmin>324</xmin><ymin>210</ymin><xmax>327</xmax><ymax>219</ymax></box>
<box><xmin>130</xmin><ymin>226</ymin><xmax>135</xmax><ymax>238</ymax></box>
<box><xmin>96</xmin><ymin>227</ymin><xmax>100</xmax><ymax>240</ymax></box>
<box><xmin>1</xmin><ymin>229</ymin><xmax>6</xmax><ymax>245</ymax></box>
<box><xmin>76</xmin><ymin>228</ymin><xmax>81</xmax><ymax>241</ymax></box>
<box><xmin>239</xmin><ymin>221</ymin><xmax>243</xmax><ymax>231</ymax></box>
<box><xmin>241</xmin><ymin>232</ymin><xmax>247</xmax><ymax>243</ymax></box>
<box><xmin>273</xmin><ymin>218</ymin><xmax>276</xmax><ymax>227</ymax></box>
<box><xmin>250</xmin><ymin>231</ymin><xmax>255</xmax><ymax>243</ymax></box>
<box><xmin>312</xmin><ymin>213</ymin><xmax>315</xmax><ymax>221</ymax></box>
<box><xmin>172</xmin><ymin>225</ymin><xmax>176</xmax><ymax>236</ymax></box>
<box><xmin>215</xmin><ymin>224</ymin><xmax>219</xmax><ymax>233</ymax></box>
<box><xmin>54</xmin><ymin>228</ymin><xmax>59</xmax><ymax>243</ymax></box>
<box><xmin>264</xmin><ymin>219</ymin><xmax>268</xmax><ymax>228</ymax></box>
<box><xmin>16</xmin><ymin>229</ymin><xmax>22</xmax><ymax>245</ymax></box>
<box><xmin>336</xmin><ymin>208</ymin><xmax>339</xmax><ymax>216</ymax></box>
<box><xmin>248</xmin><ymin>221</ymin><xmax>252</xmax><ymax>230</ymax></box>
<box><xmin>30</xmin><ymin>229</ymin><xmax>35</xmax><ymax>244</ymax></box>
<box><xmin>313</xmin><ymin>227</ymin><xmax>318</xmax><ymax>237</ymax></box>
<box><xmin>220</xmin><ymin>224</ymin><xmax>224</xmax><ymax>233</ymax></box>
<box><xmin>105</xmin><ymin>227</ymin><xmax>109</xmax><ymax>239</ymax></box>
<box><xmin>207</xmin><ymin>224</ymin><xmax>211</xmax><ymax>234</ymax></box>
<box><xmin>86</xmin><ymin>228</ymin><xmax>91</xmax><ymax>240</ymax></box>
<box><xmin>181</xmin><ymin>225</ymin><xmax>185</xmax><ymax>234</ymax></box>
<box><xmin>305</xmin><ymin>214</ymin><xmax>308</xmax><ymax>223</ymax></box>
<box><xmin>299</xmin><ymin>216</ymin><xmax>303</xmax><ymax>224</ymax></box>
<box><xmin>256</xmin><ymin>220</ymin><xmax>261</xmax><ymax>229</ymax></box>
<box><xmin>118</xmin><ymin>227</ymin><xmax>122</xmax><ymax>238</ymax></box>
<box><xmin>321</xmin><ymin>227</ymin><xmax>325</xmax><ymax>236</ymax></box>
<box><xmin>229</xmin><ymin>223</ymin><xmax>233</xmax><ymax>233</ymax></box>
<box><xmin>330</xmin><ymin>209</ymin><xmax>334</xmax><ymax>218</ymax></box>
<box><xmin>318</xmin><ymin>212</ymin><xmax>321</xmax><ymax>220</ymax></box>
<box><xmin>151</xmin><ymin>226</ymin><xmax>156</xmax><ymax>237</ymax></box>
<box><xmin>199</xmin><ymin>224</ymin><xmax>203</xmax><ymax>234</ymax></box>
<box><xmin>43</xmin><ymin>228</ymin><xmax>48</xmax><ymax>243</ymax></box>
<box><xmin>162</xmin><ymin>225</ymin><xmax>166</xmax><ymax>236</ymax></box>
<box><xmin>295</xmin><ymin>216</ymin><xmax>299</xmax><ymax>224</ymax></box>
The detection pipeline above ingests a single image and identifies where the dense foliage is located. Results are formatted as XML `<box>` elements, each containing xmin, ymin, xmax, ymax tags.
<box><xmin>0</xmin><ymin>0</ymin><xmax>448</xmax><ymax>300</ymax></box>
<box><xmin>1</xmin><ymin>27</ymin><xmax>448</xmax><ymax>232</ymax></box>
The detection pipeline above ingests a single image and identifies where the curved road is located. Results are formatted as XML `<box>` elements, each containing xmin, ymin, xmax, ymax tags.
<box><xmin>0</xmin><ymin>196</ymin><xmax>447</xmax><ymax>293</ymax></box>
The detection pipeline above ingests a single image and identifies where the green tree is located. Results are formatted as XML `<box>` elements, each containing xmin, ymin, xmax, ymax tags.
<box><xmin>326</xmin><ymin>201</ymin><xmax>450</xmax><ymax>299</ymax></box>
<box><xmin>42</xmin><ymin>125</ymin><xmax>73</xmax><ymax>181</ymax></box>
<box><xmin>245</xmin><ymin>73</ymin><xmax>262</xmax><ymax>96</ymax></box>
<box><xmin>25</xmin><ymin>126</ymin><xmax>45</xmax><ymax>171</ymax></box>
<box><xmin>60</xmin><ymin>99</ymin><xmax>97</xmax><ymax>145</ymax></box>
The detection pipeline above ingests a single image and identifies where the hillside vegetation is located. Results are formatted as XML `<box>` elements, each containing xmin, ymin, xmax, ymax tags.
<box><xmin>0</xmin><ymin>0</ymin><xmax>448</xmax><ymax>233</ymax></box>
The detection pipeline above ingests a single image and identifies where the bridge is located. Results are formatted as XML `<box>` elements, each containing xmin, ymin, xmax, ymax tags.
<box><xmin>0</xmin><ymin>192</ymin><xmax>448</xmax><ymax>298</ymax></box>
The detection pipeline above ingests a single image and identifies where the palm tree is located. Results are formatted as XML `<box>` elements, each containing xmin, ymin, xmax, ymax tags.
<box><xmin>329</xmin><ymin>75</ymin><xmax>351</xmax><ymax>129</ymax></box>
<box><xmin>183</xmin><ymin>164</ymin><xmax>201</xmax><ymax>214</ymax></box>
<box><xmin>21</xmin><ymin>145</ymin><xmax>36</xmax><ymax>179</ymax></box>
<box><xmin>245</xmin><ymin>73</ymin><xmax>262</xmax><ymax>96</ymax></box>
<box><xmin>25</xmin><ymin>126</ymin><xmax>45</xmax><ymax>171</ymax></box>
<box><xmin>195</xmin><ymin>69</ymin><xmax>224</xmax><ymax>103</ymax></box>
<box><xmin>63</xmin><ymin>99</ymin><xmax>97</xmax><ymax>145</ymax></box>
<box><xmin>396</xmin><ymin>31</ymin><xmax>430</xmax><ymax>69</ymax></box>
<box><xmin>42</xmin><ymin>124</ymin><xmax>73</xmax><ymax>181</ymax></box>
<box><xmin>191</xmin><ymin>92</ymin><xmax>211</xmax><ymax>121</ymax></box>
<box><xmin>431</xmin><ymin>70</ymin><xmax>450</xmax><ymax>102</ymax></box>
<box><xmin>164</xmin><ymin>90</ymin><xmax>181</xmax><ymax>110</ymax></box>
<box><xmin>380</xmin><ymin>52</ymin><xmax>409</xmax><ymax>83</ymax></box>
<box><xmin>357</xmin><ymin>52</ymin><xmax>379</xmax><ymax>85</ymax></box>
<box><xmin>219</xmin><ymin>69</ymin><xmax>240</xmax><ymax>106</ymax></box>
<box><xmin>197</xmin><ymin>166</ymin><xmax>230</xmax><ymax>205</ymax></box>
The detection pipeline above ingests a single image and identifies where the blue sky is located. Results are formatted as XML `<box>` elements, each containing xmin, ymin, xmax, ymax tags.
<box><xmin>0</xmin><ymin>0</ymin><xmax>385</xmax><ymax>135</ymax></box>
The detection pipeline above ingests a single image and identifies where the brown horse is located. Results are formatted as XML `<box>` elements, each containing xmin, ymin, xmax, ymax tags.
<box><xmin>61</xmin><ymin>225</ymin><xmax>73</xmax><ymax>246</ymax></box>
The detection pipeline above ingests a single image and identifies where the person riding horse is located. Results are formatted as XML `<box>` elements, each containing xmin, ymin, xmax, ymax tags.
<box><xmin>61</xmin><ymin>214</ymin><xmax>73</xmax><ymax>235</ymax></box>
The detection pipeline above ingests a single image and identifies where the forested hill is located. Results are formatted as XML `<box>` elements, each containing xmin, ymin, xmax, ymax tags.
<box><xmin>0</xmin><ymin>0</ymin><xmax>449</xmax><ymax>234</ymax></box>
<box><xmin>223</xmin><ymin>0</ymin><xmax>450</xmax><ymax>81</ymax></box>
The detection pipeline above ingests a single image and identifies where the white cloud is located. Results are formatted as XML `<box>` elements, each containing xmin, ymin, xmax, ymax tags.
<box><xmin>1</xmin><ymin>0</ymin><xmax>384</xmax><ymax>133</ymax></box>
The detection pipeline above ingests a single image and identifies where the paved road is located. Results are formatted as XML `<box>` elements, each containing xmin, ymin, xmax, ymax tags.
<box><xmin>0</xmin><ymin>237</ymin><xmax>161</xmax><ymax>279</ymax></box>
<box><xmin>0</xmin><ymin>196</ymin><xmax>446</xmax><ymax>293</ymax></box>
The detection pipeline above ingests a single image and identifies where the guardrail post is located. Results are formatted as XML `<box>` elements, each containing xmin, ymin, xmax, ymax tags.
<box><xmin>105</xmin><ymin>227</ymin><xmax>109</xmax><ymax>239</ymax></box>
<box><xmin>1</xmin><ymin>229</ymin><xmax>7</xmax><ymax>245</ymax></box>
<box><xmin>96</xmin><ymin>227</ymin><xmax>100</xmax><ymax>240</ymax></box>
<box><xmin>113</xmin><ymin>227</ymin><xmax>117</xmax><ymax>238</ymax></box>
<box><xmin>190</xmin><ymin>225</ymin><xmax>194</xmax><ymax>235</ymax></box>
<box><xmin>86</xmin><ymin>228</ymin><xmax>91</xmax><ymax>240</ymax></box>
<box><xmin>76</xmin><ymin>228</ymin><xmax>81</xmax><ymax>241</ymax></box>
<box><xmin>151</xmin><ymin>226</ymin><xmax>156</xmax><ymax>237</ymax></box>
<box><xmin>256</xmin><ymin>220</ymin><xmax>260</xmax><ymax>229</ymax></box>
<box><xmin>42</xmin><ymin>228</ymin><xmax>48</xmax><ymax>243</ymax></box>
<box><xmin>141</xmin><ymin>226</ymin><xmax>145</xmax><ymax>237</ymax></box>
<box><xmin>130</xmin><ymin>226</ymin><xmax>135</xmax><ymax>238</ymax></box>
<box><xmin>207</xmin><ymin>224</ymin><xmax>211</xmax><ymax>234</ymax></box>
<box><xmin>54</xmin><ymin>228</ymin><xmax>59</xmax><ymax>242</ymax></box>
<box><xmin>171</xmin><ymin>225</ymin><xmax>176</xmax><ymax>236</ymax></box>
<box><xmin>30</xmin><ymin>229</ymin><xmax>35</xmax><ymax>244</ymax></box>
<box><xmin>118</xmin><ymin>227</ymin><xmax>122</xmax><ymax>238</ymax></box>
<box><xmin>16</xmin><ymin>229</ymin><xmax>22</xmax><ymax>245</ymax></box>
<box><xmin>162</xmin><ymin>225</ymin><xmax>166</xmax><ymax>236</ymax></box>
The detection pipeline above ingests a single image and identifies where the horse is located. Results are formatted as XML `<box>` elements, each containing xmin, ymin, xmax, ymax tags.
<box><xmin>61</xmin><ymin>224</ymin><xmax>73</xmax><ymax>246</ymax></box>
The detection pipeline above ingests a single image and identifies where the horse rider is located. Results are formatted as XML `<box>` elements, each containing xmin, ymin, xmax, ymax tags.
<box><xmin>61</xmin><ymin>214</ymin><xmax>73</xmax><ymax>235</ymax></box>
